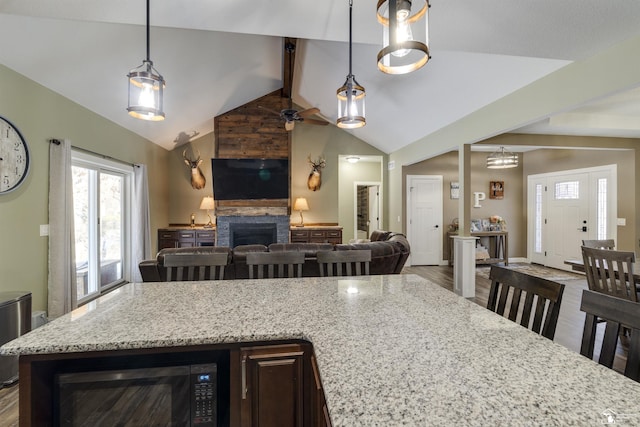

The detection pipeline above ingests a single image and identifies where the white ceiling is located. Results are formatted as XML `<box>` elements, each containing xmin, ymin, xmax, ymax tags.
<box><xmin>1</xmin><ymin>1</ymin><xmax>640</xmax><ymax>153</ymax></box>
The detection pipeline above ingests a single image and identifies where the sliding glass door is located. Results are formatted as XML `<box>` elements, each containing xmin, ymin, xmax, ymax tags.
<box><xmin>72</xmin><ymin>152</ymin><xmax>132</xmax><ymax>302</ymax></box>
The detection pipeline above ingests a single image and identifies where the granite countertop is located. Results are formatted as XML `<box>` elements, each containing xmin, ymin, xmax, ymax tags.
<box><xmin>3</xmin><ymin>274</ymin><xmax>639</xmax><ymax>425</ymax></box>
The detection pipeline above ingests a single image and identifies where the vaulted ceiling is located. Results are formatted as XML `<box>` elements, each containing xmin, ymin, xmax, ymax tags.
<box><xmin>1</xmin><ymin>1</ymin><xmax>639</xmax><ymax>154</ymax></box>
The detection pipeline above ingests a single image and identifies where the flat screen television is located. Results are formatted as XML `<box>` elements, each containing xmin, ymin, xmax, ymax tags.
<box><xmin>210</xmin><ymin>158</ymin><xmax>289</xmax><ymax>200</ymax></box>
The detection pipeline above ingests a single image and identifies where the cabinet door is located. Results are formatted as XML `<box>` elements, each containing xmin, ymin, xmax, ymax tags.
<box><xmin>311</xmin><ymin>355</ymin><xmax>332</xmax><ymax>427</ymax></box>
<box><xmin>240</xmin><ymin>344</ymin><xmax>305</xmax><ymax>427</ymax></box>
<box><xmin>158</xmin><ymin>230</ymin><xmax>179</xmax><ymax>250</ymax></box>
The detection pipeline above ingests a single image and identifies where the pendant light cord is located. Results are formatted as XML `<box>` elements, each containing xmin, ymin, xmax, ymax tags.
<box><xmin>146</xmin><ymin>0</ymin><xmax>151</xmax><ymax>62</ymax></box>
<box><xmin>348</xmin><ymin>0</ymin><xmax>353</xmax><ymax>77</ymax></box>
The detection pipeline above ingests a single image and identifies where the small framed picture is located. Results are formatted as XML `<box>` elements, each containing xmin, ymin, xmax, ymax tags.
<box><xmin>490</xmin><ymin>181</ymin><xmax>504</xmax><ymax>199</ymax></box>
<box><xmin>470</xmin><ymin>219</ymin><xmax>482</xmax><ymax>232</ymax></box>
<box><xmin>450</xmin><ymin>182</ymin><xmax>460</xmax><ymax>199</ymax></box>
<box><xmin>482</xmin><ymin>218</ymin><xmax>490</xmax><ymax>231</ymax></box>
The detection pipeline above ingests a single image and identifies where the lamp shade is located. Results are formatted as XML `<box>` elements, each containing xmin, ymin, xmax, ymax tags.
<box><xmin>487</xmin><ymin>147</ymin><xmax>519</xmax><ymax>169</ymax></box>
<box><xmin>199</xmin><ymin>196</ymin><xmax>215</xmax><ymax>210</ymax></box>
<box><xmin>293</xmin><ymin>197</ymin><xmax>310</xmax><ymax>211</ymax></box>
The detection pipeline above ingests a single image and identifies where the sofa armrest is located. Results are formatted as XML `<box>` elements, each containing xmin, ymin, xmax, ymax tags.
<box><xmin>139</xmin><ymin>260</ymin><xmax>161</xmax><ymax>282</ymax></box>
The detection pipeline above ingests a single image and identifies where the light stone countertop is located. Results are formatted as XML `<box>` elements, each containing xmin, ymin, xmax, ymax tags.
<box><xmin>2</xmin><ymin>274</ymin><xmax>640</xmax><ymax>425</ymax></box>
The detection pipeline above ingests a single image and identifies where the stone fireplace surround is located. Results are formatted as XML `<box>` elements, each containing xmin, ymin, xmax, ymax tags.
<box><xmin>216</xmin><ymin>215</ymin><xmax>290</xmax><ymax>247</ymax></box>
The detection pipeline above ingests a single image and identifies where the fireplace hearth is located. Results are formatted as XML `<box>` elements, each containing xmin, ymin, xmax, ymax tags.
<box><xmin>216</xmin><ymin>216</ymin><xmax>290</xmax><ymax>247</ymax></box>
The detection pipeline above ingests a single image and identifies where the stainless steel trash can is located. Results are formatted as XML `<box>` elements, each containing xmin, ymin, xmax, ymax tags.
<box><xmin>0</xmin><ymin>291</ymin><xmax>32</xmax><ymax>388</ymax></box>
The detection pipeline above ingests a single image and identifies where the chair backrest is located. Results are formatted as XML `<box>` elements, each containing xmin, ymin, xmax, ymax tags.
<box><xmin>582</xmin><ymin>239</ymin><xmax>615</xmax><ymax>249</ymax></box>
<box><xmin>163</xmin><ymin>252</ymin><xmax>229</xmax><ymax>281</ymax></box>
<box><xmin>580</xmin><ymin>289</ymin><xmax>640</xmax><ymax>382</ymax></box>
<box><xmin>245</xmin><ymin>251</ymin><xmax>305</xmax><ymax>279</ymax></box>
<box><xmin>581</xmin><ymin>246</ymin><xmax>637</xmax><ymax>302</ymax></box>
<box><xmin>317</xmin><ymin>250</ymin><xmax>371</xmax><ymax>277</ymax></box>
<box><xmin>487</xmin><ymin>265</ymin><xmax>565</xmax><ymax>340</ymax></box>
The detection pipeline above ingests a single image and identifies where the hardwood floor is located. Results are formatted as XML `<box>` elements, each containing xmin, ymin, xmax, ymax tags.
<box><xmin>0</xmin><ymin>382</ymin><xmax>19</xmax><ymax>427</ymax></box>
<box><xmin>403</xmin><ymin>263</ymin><xmax>629</xmax><ymax>371</ymax></box>
<box><xmin>0</xmin><ymin>264</ymin><xmax>627</xmax><ymax>425</ymax></box>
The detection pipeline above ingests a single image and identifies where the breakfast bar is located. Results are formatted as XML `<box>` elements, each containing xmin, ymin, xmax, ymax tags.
<box><xmin>2</xmin><ymin>274</ymin><xmax>640</xmax><ymax>425</ymax></box>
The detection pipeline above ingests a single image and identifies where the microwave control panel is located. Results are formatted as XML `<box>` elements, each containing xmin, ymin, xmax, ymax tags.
<box><xmin>191</xmin><ymin>363</ymin><xmax>217</xmax><ymax>426</ymax></box>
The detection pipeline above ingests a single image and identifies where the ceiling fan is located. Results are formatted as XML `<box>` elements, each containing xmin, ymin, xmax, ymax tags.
<box><xmin>259</xmin><ymin>39</ymin><xmax>328</xmax><ymax>131</ymax></box>
<box><xmin>259</xmin><ymin>105</ymin><xmax>327</xmax><ymax>131</ymax></box>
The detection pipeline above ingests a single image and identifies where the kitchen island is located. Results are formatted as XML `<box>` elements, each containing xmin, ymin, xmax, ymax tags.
<box><xmin>2</xmin><ymin>274</ymin><xmax>640</xmax><ymax>425</ymax></box>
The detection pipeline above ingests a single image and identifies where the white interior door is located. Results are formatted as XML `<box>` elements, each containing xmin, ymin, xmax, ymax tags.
<box><xmin>368</xmin><ymin>185</ymin><xmax>380</xmax><ymax>235</ymax></box>
<box><xmin>407</xmin><ymin>175</ymin><xmax>443</xmax><ymax>265</ymax></box>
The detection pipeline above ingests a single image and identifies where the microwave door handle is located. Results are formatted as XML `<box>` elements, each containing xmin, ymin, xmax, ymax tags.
<box><xmin>241</xmin><ymin>355</ymin><xmax>247</xmax><ymax>400</ymax></box>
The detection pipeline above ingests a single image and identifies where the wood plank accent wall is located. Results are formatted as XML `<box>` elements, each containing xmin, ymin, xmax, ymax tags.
<box><xmin>213</xmin><ymin>90</ymin><xmax>292</xmax><ymax>215</ymax></box>
<box><xmin>214</xmin><ymin>89</ymin><xmax>291</xmax><ymax>159</ymax></box>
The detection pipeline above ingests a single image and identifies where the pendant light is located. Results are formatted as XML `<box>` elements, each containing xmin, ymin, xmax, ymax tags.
<box><xmin>377</xmin><ymin>0</ymin><xmax>430</xmax><ymax>75</ymax></box>
<box><xmin>127</xmin><ymin>0</ymin><xmax>166</xmax><ymax>121</ymax></box>
<box><xmin>487</xmin><ymin>147</ymin><xmax>519</xmax><ymax>169</ymax></box>
<box><xmin>337</xmin><ymin>0</ymin><xmax>366</xmax><ymax>129</ymax></box>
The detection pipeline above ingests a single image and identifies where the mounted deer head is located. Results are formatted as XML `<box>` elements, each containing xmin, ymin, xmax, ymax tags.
<box><xmin>183</xmin><ymin>149</ymin><xmax>206</xmax><ymax>190</ymax></box>
<box><xmin>307</xmin><ymin>155</ymin><xmax>326</xmax><ymax>191</ymax></box>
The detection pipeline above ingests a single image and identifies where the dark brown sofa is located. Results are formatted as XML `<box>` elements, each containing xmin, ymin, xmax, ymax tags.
<box><xmin>139</xmin><ymin>230</ymin><xmax>410</xmax><ymax>282</ymax></box>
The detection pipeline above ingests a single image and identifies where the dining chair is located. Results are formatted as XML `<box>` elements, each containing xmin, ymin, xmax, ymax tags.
<box><xmin>487</xmin><ymin>265</ymin><xmax>565</xmax><ymax>340</ymax></box>
<box><xmin>245</xmin><ymin>251</ymin><xmax>305</xmax><ymax>279</ymax></box>
<box><xmin>163</xmin><ymin>252</ymin><xmax>229</xmax><ymax>281</ymax></box>
<box><xmin>581</xmin><ymin>246</ymin><xmax>638</xmax><ymax>302</ymax></box>
<box><xmin>580</xmin><ymin>289</ymin><xmax>640</xmax><ymax>382</ymax></box>
<box><xmin>317</xmin><ymin>250</ymin><xmax>371</xmax><ymax>277</ymax></box>
<box><xmin>582</xmin><ymin>239</ymin><xmax>616</xmax><ymax>249</ymax></box>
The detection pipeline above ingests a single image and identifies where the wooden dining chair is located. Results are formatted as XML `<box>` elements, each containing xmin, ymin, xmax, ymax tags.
<box><xmin>581</xmin><ymin>246</ymin><xmax>637</xmax><ymax>302</ymax></box>
<box><xmin>582</xmin><ymin>239</ymin><xmax>615</xmax><ymax>249</ymax></box>
<box><xmin>317</xmin><ymin>250</ymin><xmax>371</xmax><ymax>277</ymax></box>
<box><xmin>163</xmin><ymin>252</ymin><xmax>229</xmax><ymax>281</ymax></box>
<box><xmin>245</xmin><ymin>251</ymin><xmax>305</xmax><ymax>279</ymax></box>
<box><xmin>580</xmin><ymin>289</ymin><xmax>640</xmax><ymax>382</ymax></box>
<box><xmin>487</xmin><ymin>265</ymin><xmax>565</xmax><ymax>340</ymax></box>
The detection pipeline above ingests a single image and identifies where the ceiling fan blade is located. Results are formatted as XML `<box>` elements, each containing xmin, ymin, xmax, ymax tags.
<box><xmin>257</xmin><ymin>105</ymin><xmax>283</xmax><ymax>117</ymax></box>
<box><xmin>297</xmin><ymin>107</ymin><xmax>320</xmax><ymax>118</ymax></box>
<box><xmin>302</xmin><ymin>118</ymin><xmax>328</xmax><ymax>126</ymax></box>
<box><xmin>285</xmin><ymin>120</ymin><xmax>295</xmax><ymax>131</ymax></box>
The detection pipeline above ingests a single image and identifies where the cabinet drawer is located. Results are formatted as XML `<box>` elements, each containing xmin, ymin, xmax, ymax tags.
<box><xmin>178</xmin><ymin>231</ymin><xmax>196</xmax><ymax>240</ymax></box>
<box><xmin>291</xmin><ymin>229</ymin><xmax>310</xmax><ymax>239</ymax></box>
<box><xmin>310</xmin><ymin>231</ymin><xmax>326</xmax><ymax>238</ymax></box>
<box><xmin>326</xmin><ymin>230</ymin><xmax>341</xmax><ymax>238</ymax></box>
<box><xmin>196</xmin><ymin>230</ymin><xmax>215</xmax><ymax>240</ymax></box>
<box><xmin>158</xmin><ymin>231</ymin><xmax>178</xmax><ymax>240</ymax></box>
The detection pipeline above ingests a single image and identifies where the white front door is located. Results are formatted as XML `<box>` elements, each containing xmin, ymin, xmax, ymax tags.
<box><xmin>546</xmin><ymin>173</ymin><xmax>590</xmax><ymax>270</ymax></box>
<box><xmin>527</xmin><ymin>165</ymin><xmax>616</xmax><ymax>270</ymax></box>
<box><xmin>407</xmin><ymin>175</ymin><xmax>443</xmax><ymax>265</ymax></box>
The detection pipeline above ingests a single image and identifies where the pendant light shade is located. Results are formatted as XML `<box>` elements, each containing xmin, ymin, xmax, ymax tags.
<box><xmin>487</xmin><ymin>147</ymin><xmax>519</xmax><ymax>169</ymax></box>
<box><xmin>377</xmin><ymin>0</ymin><xmax>430</xmax><ymax>75</ymax></box>
<box><xmin>127</xmin><ymin>0</ymin><xmax>165</xmax><ymax>121</ymax></box>
<box><xmin>337</xmin><ymin>0</ymin><xmax>366</xmax><ymax>129</ymax></box>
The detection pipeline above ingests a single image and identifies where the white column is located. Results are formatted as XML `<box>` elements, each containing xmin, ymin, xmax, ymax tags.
<box><xmin>452</xmin><ymin>236</ymin><xmax>478</xmax><ymax>298</ymax></box>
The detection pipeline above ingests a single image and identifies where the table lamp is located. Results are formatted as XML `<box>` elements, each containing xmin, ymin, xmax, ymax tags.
<box><xmin>293</xmin><ymin>197</ymin><xmax>309</xmax><ymax>227</ymax></box>
<box><xmin>199</xmin><ymin>196</ymin><xmax>215</xmax><ymax>228</ymax></box>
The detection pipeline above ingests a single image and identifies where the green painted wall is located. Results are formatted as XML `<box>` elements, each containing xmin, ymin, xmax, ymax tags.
<box><xmin>0</xmin><ymin>64</ymin><xmax>169</xmax><ymax>313</ymax></box>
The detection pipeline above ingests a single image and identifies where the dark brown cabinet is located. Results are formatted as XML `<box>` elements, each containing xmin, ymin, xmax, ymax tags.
<box><xmin>21</xmin><ymin>340</ymin><xmax>327</xmax><ymax>427</ymax></box>
<box><xmin>157</xmin><ymin>227</ymin><xmax>215</xmax><ymax>251</ymax></box>
<box><xmin>290</xmin><ymin>227</ymin><xmax>342</xmax><ymax>244</ymax></box>
<box><xmin>237</xmin><ymin>343</ymin><xmax>308</xmax><ymax>427</ymax></box>
<box><xmin>311</xmin><ymin>355</ymin><xmax>332</xmax><ymax>427</ymax></box>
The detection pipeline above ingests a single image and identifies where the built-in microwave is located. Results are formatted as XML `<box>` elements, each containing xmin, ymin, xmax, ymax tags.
<box><xmin>55</xmin><ymin>363</ymin><xmax>217</xmax><ymax>426</ymax></box>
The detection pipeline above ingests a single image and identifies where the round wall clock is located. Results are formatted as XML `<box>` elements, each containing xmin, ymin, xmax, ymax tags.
<box><xmin>0</xmin><ymin>116</ymin><xmax>30</xmax><ymax>194</ymax></box>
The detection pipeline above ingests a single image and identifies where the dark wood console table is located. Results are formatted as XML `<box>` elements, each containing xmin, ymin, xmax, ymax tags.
<box><xmin>158</xmin><ymin>227</ymin><xmax>216</xmax><ymax>252</ymax></box>
<box><xmin>290</xmin><ymin>226</ymin><xmax>342</xmax><ymax>244</ymax></box>
<box><xmin>448</xmin><ymin>231</ymin><xmax>508</xmax><ymax>266</ymax></box>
